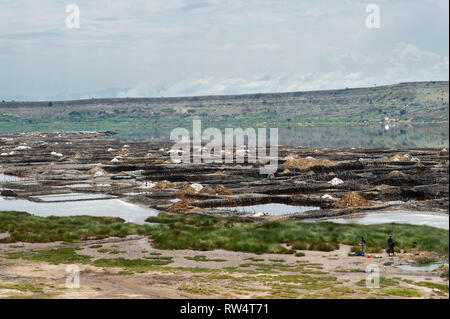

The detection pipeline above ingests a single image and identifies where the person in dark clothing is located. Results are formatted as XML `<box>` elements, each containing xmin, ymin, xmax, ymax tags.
<box><xmin>387</xmin><ymin>235</ymin><xmax>395</xmax><ymax>256</ymax></box>
<box><xmin>360</xmin><ymin>237</ymin><xmax>366</xmax><ymax>256</ymax></box>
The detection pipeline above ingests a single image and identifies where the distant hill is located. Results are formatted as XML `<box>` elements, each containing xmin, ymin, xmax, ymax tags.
<box><xmin>0</xmin><ymin>81</ymin><xmax>448</xmax><ymax>147</ymax></box>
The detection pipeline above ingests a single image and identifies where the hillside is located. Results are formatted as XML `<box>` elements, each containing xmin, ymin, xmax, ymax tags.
<box><xmin>0</xmin><ymin>81</ymin><xmax>448</xmax><ymax>146</ymax></box>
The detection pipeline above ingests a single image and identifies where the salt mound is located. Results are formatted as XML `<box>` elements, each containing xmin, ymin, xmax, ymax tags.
<box><xmin>388</xmin><ymin>170</ymin><xmax>406</xmax><ymax>177</ymax></box>
<box><xmin>214</xmin><ymin>185</ymin><xmax>233</xmax><ymax>195</ymax></box>
<box><xmin>166</xmin><ymin>200</ymin><xmax>194</xmax><ymax>213</ymax></box>
<box><xmin>88</xmin><ymin>167</ymin><xmax>109</xmax><ymax>176</ymax></box>
<box><xmin>388</xmin><ymin>153</ymin><xmax>408</xmax><ymax>162</ymax></box>
<box><xmin>179</xmin><ymin>185</ymin><xmax>198</xmax><ymax>194</ymax></box>
<box><xmin>190</xmin><ymin>183</ymin><xmax>204</xmax><ymax>192</ymax></box>
<box><xmin>153</xmin><ymin>180</ymin><xmax>174</xmax><ymax>189</ymax></box>
<box><xmin>282</xmin><ymin>157</ymin><xmax>337</xmax><ymax>170</ymax></box>
<box><xmin>51</xmin><ymin>151</ymin><xmax>63</xmax><ymax>157</ymax></box>
<box><xmin>334</xmin><ymin>192</ymin><xmax>373</xmax><ymax>208</ymax></box>
<box><xmin>328</xmin><ymin>177</ymin><xmax>344</xmax><ymax>185</ymax></box>
<box><xmin>199</xmin><ymin>187</ymin><xmax>216</xmax><ymax>195</ymax></box>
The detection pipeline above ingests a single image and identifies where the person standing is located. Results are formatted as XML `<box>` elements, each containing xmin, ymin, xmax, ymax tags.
<box><xmin>387</xmin><ymin>235</ymin><xmax>395</xmax><ymax>256</ymax></box>
<box><xmin>360</xmin><ymin>237</ymin><xmax>366</xmax><ymax>256</ymax></box>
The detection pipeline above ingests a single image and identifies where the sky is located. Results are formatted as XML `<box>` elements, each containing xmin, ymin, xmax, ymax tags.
<box><xmin>0</xmin><ymin>0</ymin><xmax>448</xmax><ymax>101</ymax></box>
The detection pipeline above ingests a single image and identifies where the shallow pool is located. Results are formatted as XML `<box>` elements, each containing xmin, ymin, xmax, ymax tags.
<box><xmin>324</xmin><ymin>211</ymin><xmax>449</xmax><ymax>230</ymax></box>
<box><xmin>0</xmin><ymin>196</ymin><xmax>159</xmax><ymax>224</ymax></box>
<box><xmin>395</xmin><ymin>263</ymin><xmax>447</xmax><ymax>272</ymax></box>
<box><xmin>0</xmin><ymin>173</ymin><xmax>28</xmax><ymax>183</ymax></box>
<box><xmin>31</xmin><ymin>193</ymin><xmax>115</xmax><ymax>202</ymax></box>
<box><xmin>216</xmin><ymin>203</ymin><xmax>320</xmax><ymax>216</ymax></box>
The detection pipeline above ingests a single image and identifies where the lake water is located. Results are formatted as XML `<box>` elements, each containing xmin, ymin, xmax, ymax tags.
<box><xmin>0</xmin><ymin>196</ymin><xmax>159</xmax><ymax>224</ymax></box>
<box><xmin>324</xmin><ymin>211</ymin><xmax>449</xmax><ymax>230</ymax></box>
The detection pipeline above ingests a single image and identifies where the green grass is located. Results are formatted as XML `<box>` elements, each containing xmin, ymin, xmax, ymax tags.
<box><xmin>2</xmin><ymin>211</ymin><xmax>448</xmax><ymax>256</ymax></box>
<box><xmin>184</xmin><ymin>255</ymin><xmax>227</xmax><ymax>262</ymax></box>
<box><xmin>145</xmin><ymin>213</ymin><xmax>449</xmax><ymax>254</ymax></box>
<box><xmin>6</xmin><ymin>247</ymin><xmax>91</xmax><ymax>264</ymax></box>
<box><xmin>379</xmin><ymin>287</ymin><xmax>422</xmax><ymax>297</ymax></box>
<box><xmin>402</xmin><ymin>279</ymin><xmax>449</xmax><ymax>293</ymax></box>
<box><xmin>93</xmin><ymin>257</ymin><xmax>173</xmax><ymax>272</ymax></box>
<box><xmin>0</xmin><ymin>283</ymin><xmax>44</xmax><ymax>293</ymax></box>
<box><xmin>356</xmin><ymin>277</ymin><xmax>399</xmax><ymax>288</ymax></box>
<box><xmin>0</xmin><ymin>211</ymin><xmax>153</xmax><ymax>243</ymax></box>
<box><xmin>414</xmin><ymin>257</ymin><xmax>438</xmax><ymax>265</ymax></box>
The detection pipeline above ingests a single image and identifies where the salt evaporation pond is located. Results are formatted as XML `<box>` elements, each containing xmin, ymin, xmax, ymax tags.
<box><xmin>31</xmin><ymin>193</ymin><xmax>115</xmax><ymax>202</ymax></box>
<box><xmin>0</xmin><ymin>196</ymin><xmax>158</xmax><ymax>224</ymax></box>
<box><xmin>0</xmin><ymin>173</ymin><xmax>28</xmax><ymax>182</ymax></box>
<box><xmin>324</xmin><ymin>211</ymin><xmax>449</xmax><ymax>230</ymax></box>
<box><xmin>217</xmin><ymin>203</ymin><xmax>320</xmax><ymax>215</ymax></box>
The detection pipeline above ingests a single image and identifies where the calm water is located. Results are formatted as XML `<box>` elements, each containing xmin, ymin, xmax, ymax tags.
<box><xmin>324</xmin><ymin>211</ymin><xmax>449</xmax><ymax>230</ymax></box>
<box><xmin>395</xmin><ymin>263</ymin><xmax>448</xmax><ymax>272</ymax></box>
<box><xmin>0</xmin><ymin>196</ymin><xmax>158</xmax><ymax>224</ymax></box>
<box><xmin>30</xmin><ymin>193</ymin><xmax>116</xmax><ymax>202</ymax></box>
<box><xmin>113</xmin><ymin>124</ymin><xmax>449</xmax><ymax>148</ymax></box>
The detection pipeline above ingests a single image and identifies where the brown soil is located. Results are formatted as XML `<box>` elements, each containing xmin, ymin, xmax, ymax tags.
<box><xmin>334</xmin><ymin>192</ymin><xmax>373</xmax><ymax>208</ymax></box>
<box><xmin>388</xmin><ymin>170</ymin><xmax>406</xmax><ymax>177</ymax></box>
<box><xmin>0</xmin><ymin>241</ymin><xmax>447</xmax><ymax>299</ymax></box>
<box><xmin>166</xmin><ymin>200</ymin><xmax>194</xmax><ymax>213</ymax></box>
<box><xmin>153</xmin><ymin>180</ymin><xmax>174</xmax><ymax>190</ymax></box>
<box><xmin>179</xmin><ymin>185</ymin><xmax>198</xmax><ymax>194</ymax></box>
<box><xmin>214</xmin><ymin>185</ymin><xmax>233</xmax><ymax>195</ymax></box>
<box><xmin>199</xmin><ymin>187</ymin><xmax>216</xmax><ymax>195</ymax></box>
<box><xmin>282</xmin><ymin>157</ymin><xmax>337</xmax><ymax>170</ymax></box>
<box><xmin>388</xmin><ymin>153</ymin><xmax>408</xmax><ymax>161</ymax></box>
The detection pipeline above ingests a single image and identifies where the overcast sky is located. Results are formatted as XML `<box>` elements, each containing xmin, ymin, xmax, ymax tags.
<box><xmin>0</xmin><ymin>0</ymin><xmax>448</xmax><ymax>101</ymax></box>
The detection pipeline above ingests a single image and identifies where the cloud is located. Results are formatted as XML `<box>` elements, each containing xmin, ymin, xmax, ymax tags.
<box><xmin>117</xmin><ymin>71</ymin><xmax>380</xmax><ymax>98</ymax></box>
<box><xmin>0</xmin><ymin>0</ymin><xmax>448</xmax><ymax>100</ymax></box>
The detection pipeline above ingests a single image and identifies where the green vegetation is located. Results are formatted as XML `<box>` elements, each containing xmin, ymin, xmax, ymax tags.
<box><xmin>6</xmin><ymin>247</ymin><xmax>91</xmax><ymax>264</ymax></box>
<box><xmin>356</xmin><ymin>277</ymin><xmax>399</xmax><ymax>288</ymax></box>
<box><xmin>379</xmin><ymin>287</ymin><xmax>422</xmax><ymax>297</ymax></box>
<box><xmin>0</xmin><ymin>211</ymin><xmax>153</xmax><ymax>243</ymax></box>
<box><xmin>402</xmin><ymin>279</ymin><xmax>449</xmax><ymax>293</ymax></box>
<box><xmin>414</xmin><ymin>257</ymin><xmax>438</xmax><ymax>265</ymax></box>
<box><xmin>1</xmin><ymin>211</ymin><xmax>448</xmax><ymax>257</ymax></box>
<box><xmin>0</xmin><ymin>283</ymin><xmax>45</xmax><ymax>293</ymax></box>
<box><xmin>184</xmin><ymin>255</ymin><xmax>227</xmax><ymax>262</ymax></box>
<box><xmin>97</xmin><ymin>248</ymin><xmax>123</xmax><ymax>254</ymax></box>
<box><xmin>93</xmin><ymin>257</ymin><xmax>173</xmax><ymax>272</ymax></box>
<box><xmin>146</xmin><ymin>213</ymin><xmax>449</xmax><ymax>254</ymax></box>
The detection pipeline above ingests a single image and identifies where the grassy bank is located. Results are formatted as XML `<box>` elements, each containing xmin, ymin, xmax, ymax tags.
<box><xmin>0</xmin><ymin>211</ymin><xmax>153</xmax><ymax>243</ymax></box>
<box><xmin>1</xmin><ymin>211</ymin><xmax>448</xmax><ymax>254</ymax></box>
<box><xmin>146</xmin><ymin>213</ymin><xmax>449</xmax><ymax>254</ymax></box>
